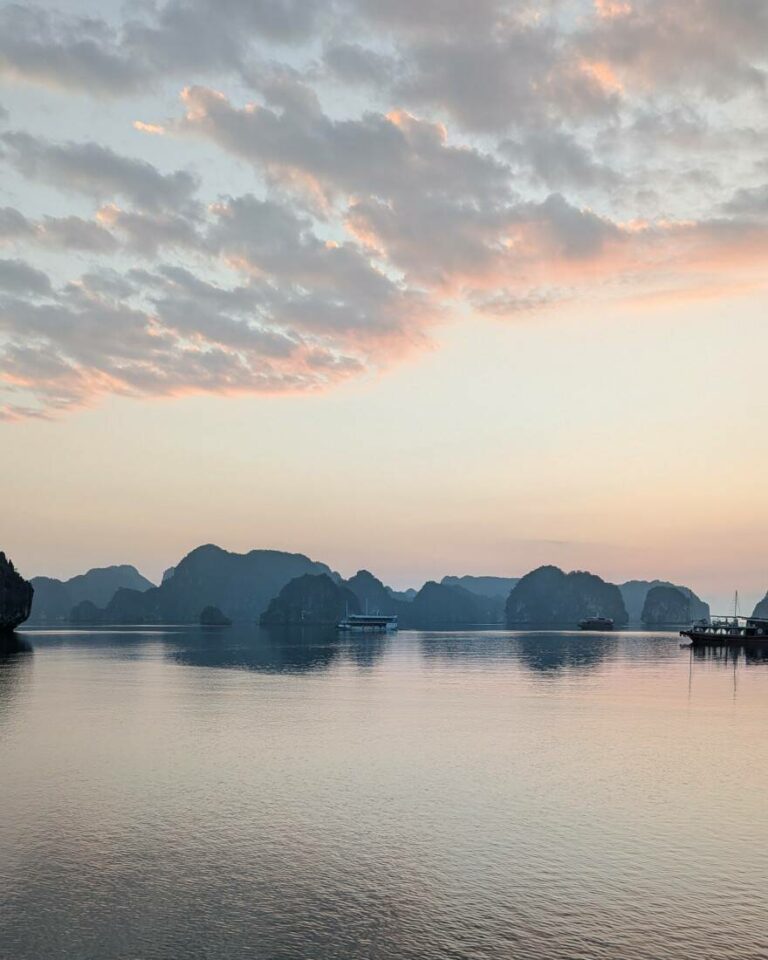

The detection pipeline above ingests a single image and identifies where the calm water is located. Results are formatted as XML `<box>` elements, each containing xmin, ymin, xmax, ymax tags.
<box><xmin>1</xmin><ymin>627</ymin><xmax>767</xmax><ymax>960</ymax></box>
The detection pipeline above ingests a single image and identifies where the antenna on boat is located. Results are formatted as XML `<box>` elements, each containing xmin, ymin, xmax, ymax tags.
<box><xmin>734</xmin><ymin>590</ymin><xmax>739</xmax><ymax>619</ymax></box>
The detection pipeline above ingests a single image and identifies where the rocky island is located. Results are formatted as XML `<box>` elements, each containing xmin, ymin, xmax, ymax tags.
<box><xmin>260</xmin><ymin>573</ymin><xmax>360</xmax><ymax>626</ymax></box>
<box><xmin>506</xmin><ymin>565</ymin><xmax>628</xmax><ymax>626</ymax></box>
<box><xmin>641</xmin><ymin>585</ymin><xmax>698</xmax><ymax>624</ymax></box>
<box><xmin>0</xmin><ymin>553</ymin><xmax>34</xmax><ymax>634</ymax></box>
<box><xmin>200</xmin><ymin>606</ymin><xmax>232</xmax><ymax>626</ymax></box>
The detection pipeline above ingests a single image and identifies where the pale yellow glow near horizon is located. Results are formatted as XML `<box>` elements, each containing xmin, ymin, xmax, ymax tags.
<box><xmin>4</xmin><ymin>291</ymin><xmax>767</xmax><ymax>613</ymax></box>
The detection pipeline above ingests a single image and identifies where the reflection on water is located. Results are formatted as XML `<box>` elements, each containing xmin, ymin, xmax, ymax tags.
<box><xmin>166</xmin><ymin>625</ymin><xmax>344</xmax><ymax>673</ymax></box>
<box><xmin>2</xmin><ymin>626</ymin><xmax>768</xmax><ymax>960</ymax></box>
<box><xmin>692</xmin><ymin>642</ymin><xmax>768</xmax><ymax>665</ymax></box>
<box><xmin>0</xmin><ymin>635</ymin><xmax>32</xmax><ymax>723</ymax></box>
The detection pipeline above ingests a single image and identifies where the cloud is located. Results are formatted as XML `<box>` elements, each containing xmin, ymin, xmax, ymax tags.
<box><xmin>0</xmin><ymin>257</ymin><xmax>52</xmax><ymax>295</ymax></box>
<box><xmin>0</xmin><ymin>0</ymin><xmax>327</xmax><ymax>95</ymax></box>
<box><xmin>722</xmin><ymin>184</ymin><xmax>768</xmax><ymax>219</ymax></box>
<box><xmin>1</xmin><ymin>131</ymin><xmax>199</xmax><ymax>211</ymax></box>
<box><xmin>176</xmin><ymin>85</ymin><xmax>510</xmax><ymax>208</ymax></box>
<box><xmin>2</xmin><ymin>1</ymin><xmax>768</xmax><ymax>419</ymax></box>
<box><xmin>0</xmin><ymin>4</ymin><xmax>144</xmax><ymax>94</ymax></box>
<box><xmin>581</xmin><ymin>0</ymin><xmax>768</xmax><ymax>97</ymax></box>
<box><xmin>0</xmin><ymin>191</ymin><xmax>436</xmax><ymax>418</ymax></box>
<box><xmin>322</xmin><ymin>43</ymin><xmax>397</xmax><ymax>88</ymax></box>
<box><xmin>501</xmin><ymin>131</ymin><xmax>621</xmax><ymax>190</ymax></box>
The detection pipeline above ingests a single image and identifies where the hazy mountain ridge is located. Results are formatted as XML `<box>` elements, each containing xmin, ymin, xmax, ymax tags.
<box><xmin>70</xmin><ymin>545</ymin><xmax>336</xmax><ymax>624</ymax></box>
<box><xmin>28</xmin><ymin>565</ymin><xmax>155</xmax><ymax>623</ymax></box>
<box><xmin>441</xmin><ymin>575</ymin><xmax>519</xmax><ymax>599</ymax></box>
<box><xmin>18</xmin><ymin>545</ymin><xmax>725</xmax><ymax>629</ymax></box>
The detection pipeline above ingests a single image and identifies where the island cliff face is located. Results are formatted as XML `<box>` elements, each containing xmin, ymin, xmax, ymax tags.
<box><xmin>506</xmin><ymin>565</ymin><xmax>628</xmax><ymax>626</ymax></box>
<box><xmin>641</xmin><ymin>586</ymin><xmax>697</xmax><ymax>624</ymax></box>
<box><xmin>409</xmin><ymin>581</ymin><xmax>500</xmax><ymax>626</ymax></box>
<box><xmin>0</xmin><ymin>553</ymin><xmax>34</xmax><ymax>633</ymax></box>
<box><xmin>260</xmin><ymin>574</ymin><xmax>360</xmax><ymax>626</ymax></box>
<box><xmin>345</xmin><ymin>570</ymin><xmax>401</xmax><ymax>616</ymax></box>
<box><xmin>620</xmin><ymin>580</ymin><xmax>709</xmax><ymax>622</ymax></box>
<box><xmin>752</xmin><ymin>592</ymin><xmax>768</xmax><ymax>619</ymax></box>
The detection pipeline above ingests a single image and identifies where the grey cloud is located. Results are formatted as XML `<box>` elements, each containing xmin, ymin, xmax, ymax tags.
<box><xmin>582</xmin><ymin>0</ymin><xmax>768</xmax><ymax>96</ymax></box>
<box><xmin>178</xmin><ymin>85</ymin><xmax>512</xmax><ymax>206</ymax></box>
<box><xmin>0</xmin><ymin>4</ymin><xmax>144</xmax><ymax>94</ymax></box>
<box><xmin>209</xmin><ymin>194</ymin><xmax>429</xmax><ymax>337</ymax></box>
<box><xmin>722</xmin><ymin>184</ymin><xmax>768</xmax><ymax>219</ymax></box>
<box><xmin>1</xmin><ymin>131</ymin><xmax>199</xmax><ymax>211</ymax></box>
<box><xmin>0</xmin><ymin>206</ymin><xmax>35</xmax><ymax>241</ymax></box>
<box><xmin>514</xmin><ymin>193</ymin><xmax>620</xmax><ymax>259</ymax></box>
<box><xmin>393</xmin><ymin>25</ymin><xmax>619</xmax><ymax>133</ymax></box>
<box><xmin>323</xmin><ymin>43</ymin><xmax>397</xmax><ymax>87</ymax></box>
<box><xmin>0</xmin><ymin>0</ymin><xmax>327</xmax><ymax>95</ymax></box>
<box><xmin>97</xmin><ymin>206</ymin><xmax>203</xmax><ymax>254</ymax></box>
<box><xmin>347</xmin><ymin>194</ymin><xmax>509</xmax><ymax>286</ymax></box>
<box><xmin>39</xmin><ymin>215</ymin><xmax>118</xmax><ymax>252</ymax></box>
<box><xmin>346</xmin><ymin>0</ymin><xmax>506</xmax><ymax>35</ymax></box>
<box><xmin>0</xmin><ymin>206</ymin><xmax>117</xmax><ymax>252</ymax></box>
<box><xmin>501</xmin><ymin>131</ymin><xmax>621</xmax><ymax>189</ymax></box>
<box><xmin>0</xmin><ymin>257</ymin><xmax>52</xmax><ymax>294</ymax></box>
<box><xmin>0</xmin><ymin>190</ymin><xmax>436</xmax><ymax>417</ymax></box>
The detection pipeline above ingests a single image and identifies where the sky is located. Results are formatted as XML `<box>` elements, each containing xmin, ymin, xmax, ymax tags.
<box><xmin>1</xmin><ymin>0</ymin><xmax>767</xmax><ymax>612</ymax></box>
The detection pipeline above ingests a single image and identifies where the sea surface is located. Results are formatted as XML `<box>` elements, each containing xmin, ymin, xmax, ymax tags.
<box><xmin>1</xmin><ymin>626</ymin><xmax>767</xmax><ymax>960</ymax></box>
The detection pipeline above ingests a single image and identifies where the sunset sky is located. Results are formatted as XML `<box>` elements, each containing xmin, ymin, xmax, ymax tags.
<box><xmin>1</xmin><ymin>0</ymin><xmax>767</xmax><ymax>611</ymax></box>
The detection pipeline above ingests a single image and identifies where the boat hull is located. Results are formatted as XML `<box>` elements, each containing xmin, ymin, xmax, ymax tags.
<box><xmin>680</xmin><ymin>630</ymin><xmax>768</xmax><ymax>645</ymax></box>
<box><xmin>578</xmin><ymin>619</ymin><xmax>614</xmax><ymax>631</ymax></box>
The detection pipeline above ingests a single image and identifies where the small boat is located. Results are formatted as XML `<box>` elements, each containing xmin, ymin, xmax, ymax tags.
<box><xmin>681</xmin><ymin>591</ymin><xmax>768</xmax><ymax>645</ymax></box>
<box><xmin>337</xmin><ymin>614</ymin><xmax>398</xmax><ymax>633</ymax></box>
<box><xmin>578</xmin><ymin>616</ymin><xmax>614</xmax><ymax>631</ymax></box>
<box><xmin>680</xmin><ymin>615</ymin><xmax>768</xmax><ymax>645</ymax></box>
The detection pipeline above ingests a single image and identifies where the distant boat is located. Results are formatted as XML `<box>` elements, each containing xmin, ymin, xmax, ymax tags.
<box><xmin>578</xmin><ymin>616</ymin><xmax>614</xmax><ymax>631</ymax></box>
<box><xmin>337</xmin><ymin>614</ymin><xmax>398</xmax><ymax>633</ymax></box>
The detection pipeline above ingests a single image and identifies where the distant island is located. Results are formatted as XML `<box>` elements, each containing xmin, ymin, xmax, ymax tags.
<box><xmin>0</xmin><ymin>542</ymin><xmax>737</xmax><ymax>634</ymax></box>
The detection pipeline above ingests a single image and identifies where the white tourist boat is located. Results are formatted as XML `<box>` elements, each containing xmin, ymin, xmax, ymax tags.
<box><xmin>337</xmin><ymin>613</ymin><xmax>398</xmax><ymax>633</ymax></box>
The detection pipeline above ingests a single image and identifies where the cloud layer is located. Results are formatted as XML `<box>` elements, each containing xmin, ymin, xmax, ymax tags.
<box><xmin>1</xmin><ymin>0</ymin><xmax>767</xmax><ymax>417</ymax></box>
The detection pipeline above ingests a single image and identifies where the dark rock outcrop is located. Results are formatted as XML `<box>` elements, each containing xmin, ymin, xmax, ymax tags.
<box><xmin>441</xmin><ymin>575</ymin><xmax>519</xmax><ymax>599</ymax></box>
<box><xmin>29</xmin><ymin>565</ymin><xmax>154</xmax><ymax>623</ymax></box>
<box><xmin>94</xmin><ymin>545</ymin><xmax>336</xmax><ymax>623</ymax></box>
<box><xmin>69</xmin><ymin>600</ymin><xmax>105</xmax><ymax>624</ymax></box>
<box><xmin>407</xmin><ymin>581</ymin><xmax>492</xmax><ymax>627</ymax></box>
<box><xmin>620</xmin><ymin>579</ymin><xmax>709</xmax><ymax>622</ymax></box>
<box><xmin>0</xmin><ymin>553</ymin><xmax>34</xmax><ymax>633</ymax></box>
<box><xmin>200</xmin><ymin>605</ymin><xmax>232</xmax><ymax>626</ymax></box>
<box><xmin>752</xmin><ymin>592</ymin><xmax>768</xmax><ymax>619</ymax></box>
<box><xmin>260</xmin><ymin>574</ymin><xmax>360</xmax><ymax>626</ymax></box>
<box><xmin>641</xmin><ymin>586</ymin><xmax>697</xmax><ymax>625</ymax></box>
<box><xmin>506</xmin><ymin>565</ymin><xmax>628</xmax><ymax>626</ymax></box>
<box><xmin>345</xmin><ymin>570</ymin><xmax>402</xmax><ymax>616</ymax></box>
